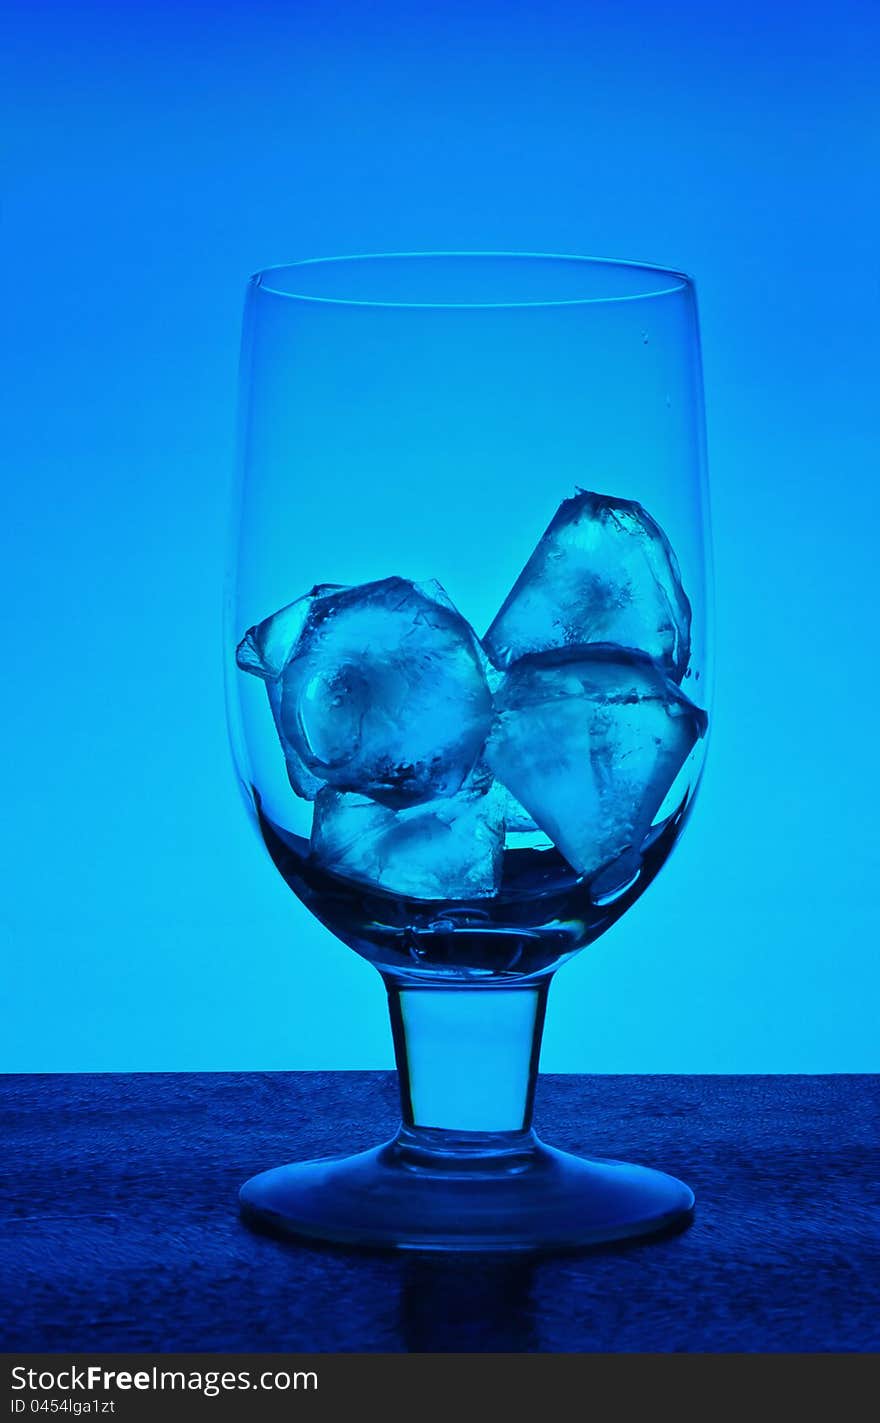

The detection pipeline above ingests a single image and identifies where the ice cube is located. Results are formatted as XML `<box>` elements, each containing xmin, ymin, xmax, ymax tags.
<box><xmin>236</xmin><ymin>584</ymin><xmax>344</xmax><ymax>681</ymax></box>
<box><xmin>310</xmin><ymin>782</ymin><xmax>504</xmax><ymax>900</ymax></box>
<box><xmin>494</xmin><ymin>781</ymin><xmax>540</xmax><ymax>834</ymax></box>
<box><xmin>251</xmin><ymin>577</ymin><xmax>492</xmax><ymax>807</ymax></box>
<box><xmin>485</xmin><ymin>645</ymin><xmax>707</xmax><ymax>879</ymax></box>
<box><xmin>484</xmin><ymin>490</ymin><xmax>693</xmax><ymax>682</ymax></box>
<box><xmin>236</xmin><ymin>585</ymin><xmax>344</xmax><ymax>799</ymax></box>
<box><xmin>469</xmin><ymin>758</ymin><xmax>539</xmax><ymax>834</ymax></box>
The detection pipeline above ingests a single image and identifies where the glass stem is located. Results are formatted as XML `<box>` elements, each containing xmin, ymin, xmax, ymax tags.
<box><xmin>385</xmin><ymin>980</ymin><xmax>549</xmax><ymax>1149</ymax></box>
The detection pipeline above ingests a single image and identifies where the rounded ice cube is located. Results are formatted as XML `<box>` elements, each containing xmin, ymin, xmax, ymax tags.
<box><xmin>279</xmin><ymin>577</ymin><xmax>493</xmax><ymax>807</ymax></box>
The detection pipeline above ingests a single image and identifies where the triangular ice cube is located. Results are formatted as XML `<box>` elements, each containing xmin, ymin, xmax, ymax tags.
<box><xmin>485</xmin><ymin>645</ymin><xmax>706</xmax><ymax>879</ymax></box>
<box><xmin>484</xmin><ymin>489</ymin><xmax>693</xmax><ymax>682</ymax></box>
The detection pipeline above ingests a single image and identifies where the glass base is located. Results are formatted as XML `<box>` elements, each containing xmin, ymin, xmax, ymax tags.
<box><xmin>239</xmin><ymin>1131</ymin><xmax>694</xmax><ymax>1253</ymax></box>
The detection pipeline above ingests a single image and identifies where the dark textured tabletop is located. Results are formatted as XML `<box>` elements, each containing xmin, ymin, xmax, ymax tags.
<box><xmin>2</xmin><ymin>1073</ymin><xmax>878</xmax><ymax>1353</ymax></box>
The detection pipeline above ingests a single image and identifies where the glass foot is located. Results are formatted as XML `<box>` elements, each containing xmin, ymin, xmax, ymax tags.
<box><xmin>239</xmin><ymin>1132</ymin><xmax>694</xmax><ymax>1253</ymax></box>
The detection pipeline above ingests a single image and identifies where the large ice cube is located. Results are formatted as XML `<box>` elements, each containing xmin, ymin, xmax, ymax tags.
<box><xmin>311</xmin><ymin>782</ymin><xmax>504</xmax><ymax>900</ymax></box>
<box><xmin>484</xmin><ymin>490</ymin><xmax>693</xmax><ymax>682</ymax></box>
<box><xmin>241</xmin><ymin>577</ymin><xmax>493</xmax><ymax>807</ymax></box>
<box><xmin>485</xmin><ymin>645</ymin><xmax>707</xmax><ymax>879</ymax></box>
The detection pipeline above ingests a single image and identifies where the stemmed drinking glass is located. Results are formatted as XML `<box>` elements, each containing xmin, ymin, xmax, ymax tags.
<box><xmin>225</xmin><ymin>252</ymin><xmax>711</xmax><ymax>1251</ymax></box>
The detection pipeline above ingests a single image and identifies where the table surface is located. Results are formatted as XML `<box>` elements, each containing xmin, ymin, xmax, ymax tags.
<box><xmin>2</xmin><ymin>1072</ymin><xmax>877</xmax><ymax>1353</ymax></box>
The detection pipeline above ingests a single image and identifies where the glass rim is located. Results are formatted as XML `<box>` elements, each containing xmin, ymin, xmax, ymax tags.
<box><xmin>250</xmin><ymin>250</ymin><xmax>693</xmax><ymax>310</ymax></box>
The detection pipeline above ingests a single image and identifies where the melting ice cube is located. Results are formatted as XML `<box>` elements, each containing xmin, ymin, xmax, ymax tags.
<box><xmin>484</xmin><ymin>490</ymin><xmax>693</xmax><ymax>682</ymax></box>
<box><xmin>238</xmin><ymin>577</ymin><xmax>493</xmax><ymax>806</ymax></box>
<box><xmin>485</xmin><ymin>645</ymin><xmax>707</xmax><ymax>880</ymax></box>
<box><xmin>310</xmin><ymin>782</ymin><xmax>504</xmax><ymax>900</ymax></box>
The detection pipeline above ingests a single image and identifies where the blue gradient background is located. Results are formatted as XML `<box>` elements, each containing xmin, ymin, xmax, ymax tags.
<box><xmin>3</xmin><ymin>0</ymin><xmax>877</xmax><ymax>1073</ymax></box>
